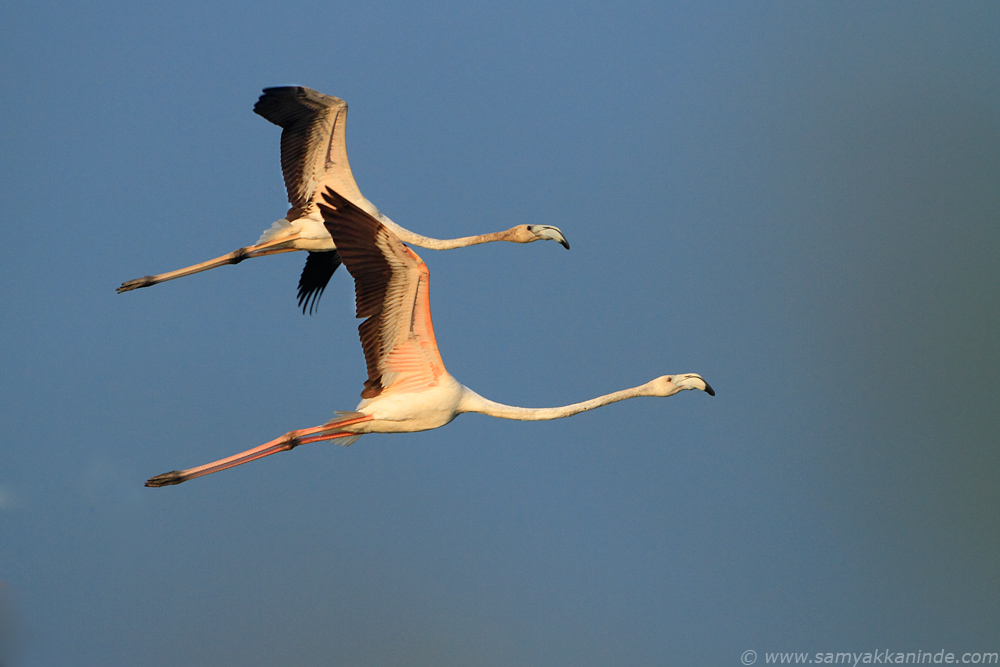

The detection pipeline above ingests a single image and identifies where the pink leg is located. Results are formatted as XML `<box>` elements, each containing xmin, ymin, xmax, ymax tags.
<box><xmin>117</xmin><ymin>241</ymin><xmax>302</xmax><ymax>293</ymax></box>
<box><xmin>145</xmin><ymin>414</ymin><xmax>373</xmax><ymax>487</ymax></box>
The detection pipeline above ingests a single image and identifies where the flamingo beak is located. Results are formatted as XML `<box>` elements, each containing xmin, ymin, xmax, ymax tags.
<box><xmin>678</xmin><ymin>374</ymin><xmax>715</xmax><ymax>396</ymax></box>
<box><xmin>531</xmin><ymin>225</ymin><xmax>570</xmax><ymax>249</ymax></box>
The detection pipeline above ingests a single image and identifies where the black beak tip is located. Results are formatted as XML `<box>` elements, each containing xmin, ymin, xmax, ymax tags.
<box><xmin>704</xmin><ymin>382</ymin><xmax>716</xmax><ymax>397</ymax></box>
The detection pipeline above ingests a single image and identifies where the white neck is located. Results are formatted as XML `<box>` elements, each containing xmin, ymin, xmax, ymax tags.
<box><xmin>377</xmin><ymin>214</ymin><xmax>518</xmax><ymax>250</ymax></box>
<box><xmin>456</xmin><ymin>382</ymin><xmax>659</xmax><ymax>421</ymax></box>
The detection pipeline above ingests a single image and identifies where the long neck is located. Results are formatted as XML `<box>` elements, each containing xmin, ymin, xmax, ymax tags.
<box><xmin>315</xmin><ymin>185</ymin><xmax>520</xmax><ymax>250</ymax></box>
<box><xmin>457</xmin><ymin>382</ymin><xmax>656</xmax><ymax>421</ymax></box>
<box><xmin>381</xmin><ymin>217</ymin><xmax>520</xmax><ymax>250</ymax></box>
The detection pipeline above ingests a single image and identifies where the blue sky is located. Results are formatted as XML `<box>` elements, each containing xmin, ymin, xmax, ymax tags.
<box><xmin>2</xmin><ymin>2</ymin><xmax>998</xmax><ymax>665</ymax></box>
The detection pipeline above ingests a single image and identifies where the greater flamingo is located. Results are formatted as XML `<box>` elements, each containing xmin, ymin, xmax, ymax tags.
<box><xmin>145</xmin><ymin>189</ymin><xmax>713</xmax><ymax>487</ymax></box>
<box><xmin>118</xmin><ymin>86</ymin><xmax>569</xmax><ymax>313</ymax></box>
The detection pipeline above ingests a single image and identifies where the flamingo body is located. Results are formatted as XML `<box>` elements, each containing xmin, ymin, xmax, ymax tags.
<box><xmin>254</xmin><ymin>212</ymin><xmax>333</xmax><ymax>251</ymax></box>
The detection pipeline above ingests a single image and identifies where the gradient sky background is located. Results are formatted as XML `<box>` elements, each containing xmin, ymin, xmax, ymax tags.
<box><xmin>2</xmin><ymin>2</ymin><xmax>998</xmax><ymax>665</ymax></box>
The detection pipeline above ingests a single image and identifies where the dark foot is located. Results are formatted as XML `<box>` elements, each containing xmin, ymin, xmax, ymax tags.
<box><xmin>145</xmin><ymin>470</ymin><xmax>186</xmax><ymax>487</ymax></box>
<box><xmin>117</xmin><ymin>277</ymin><xmax>155</xmax><ymax>293</ymax></box>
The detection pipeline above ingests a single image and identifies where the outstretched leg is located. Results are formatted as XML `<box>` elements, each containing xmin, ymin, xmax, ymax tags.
<box><xmin>117</xmin><ymin>243</ymin><xmax>300</xmax><ymax>293</ymax></box>
<box><xmin>145</xmin><ymin>414</ymin><xmax>372</xmax><ymax>487</ymax></box>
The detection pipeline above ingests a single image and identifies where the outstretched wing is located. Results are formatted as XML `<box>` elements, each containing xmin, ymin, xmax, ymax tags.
<box><xmin>317</xmin><ymin>188</ymin><xmax>447</xmax><ymax>399</ymax></box>
<box><xmin>254</xmin><ymin>86</ymin><xmax>365</xmax><ymax>212</ymax></box>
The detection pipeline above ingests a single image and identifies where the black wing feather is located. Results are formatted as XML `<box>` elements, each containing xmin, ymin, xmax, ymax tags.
<box><xmin>296</xmin><ymin>251</ymin><xmax>342</xmax><ymax>315</ymax></box>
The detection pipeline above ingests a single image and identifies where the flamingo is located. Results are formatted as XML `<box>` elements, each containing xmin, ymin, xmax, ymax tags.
<box><xmin>118</xmin><ymin>86</ymin><xmax>569</xmax><ymax>313</ymax></box>
<box><xmin>145</xmin><ymin>189</ymin><xmax>713</xmax><ymax>487</ymax></box>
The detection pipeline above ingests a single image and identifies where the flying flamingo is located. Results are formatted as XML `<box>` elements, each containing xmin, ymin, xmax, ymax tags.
<box><xmin>118</xmin><ymin>86</ymin><xmax>569</xmax><ymax>313</ymax></box>
<box><xmin>145</xmin><ymin>189</ymin><xmax>713</xmax><ymax>487</ymax></box>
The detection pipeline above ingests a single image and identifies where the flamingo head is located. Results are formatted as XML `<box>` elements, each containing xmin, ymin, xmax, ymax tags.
<box><xmin>513</xmin><ymin>225</ymin><xmax>570</xmax><ymax>248</ymax></box>
<box><xmin>648</xmin><ymin>374</ymin><xmax>715</xmax><ymax>397</ymax></box>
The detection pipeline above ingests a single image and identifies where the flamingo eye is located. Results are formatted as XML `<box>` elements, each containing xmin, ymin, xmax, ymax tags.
<box><xmin>526</xmin><ymin>225</ymin><xmax>533</xmax><ymax>232</ymax></box>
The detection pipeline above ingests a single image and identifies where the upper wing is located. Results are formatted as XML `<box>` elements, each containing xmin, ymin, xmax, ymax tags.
<box><xmin>316</xmin><ymin>188</ymin><xmax>447</xmax><ymax>398</ymax></box>
<box><xmin>254</xmin><ymin>86</ymin><xmax>365</xmax><ymax>212</ymax></box>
